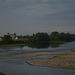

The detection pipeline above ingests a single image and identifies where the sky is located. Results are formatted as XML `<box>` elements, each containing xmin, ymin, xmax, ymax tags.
<box><xmin>0</xmin><ymin>0</ymin><xmax>75</xmax><ymax>36</ymax></box>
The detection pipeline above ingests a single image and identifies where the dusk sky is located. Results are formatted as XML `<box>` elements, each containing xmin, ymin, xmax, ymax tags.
<box><xmin>0</xmin><ymin>0</ymin><xmax>75</xmax><ymax>36</ymax></box>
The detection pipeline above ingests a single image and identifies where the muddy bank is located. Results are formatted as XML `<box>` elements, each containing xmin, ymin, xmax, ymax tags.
<box><xmin>0</xmin><ymin>50</ymin><xmax>8</xmax><ymax>53</ymax></box>
<box><xmin>71</xmin><ymin>49</ymin><xmax>75</xmax><ymax>52</ymax></box>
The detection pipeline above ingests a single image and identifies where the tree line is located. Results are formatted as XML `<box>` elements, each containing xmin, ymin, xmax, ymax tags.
<box><xmin>0</xmin><ymin>35</ymin><xmax>24</xmax><ymax>45</ymax></box>
<box><xmin>25</xmin><ymin>32</ymin><xmax>75</xmax><ymax>43</ymax></box>
<box><xmin>0</xmin><ymin>32</ymin><xmax>75</xmax><ymax>45</ymax></box>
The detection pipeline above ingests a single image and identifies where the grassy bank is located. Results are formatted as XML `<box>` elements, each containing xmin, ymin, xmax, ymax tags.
<box><xmin>27</xmin><ymin>52</ymin><xmax>75</xmax><ymax>70</ymax></box>
<box><xmin>0</xmin><ymin>72</ymin><xmax>6</xmax><ymax>75</ymax></box>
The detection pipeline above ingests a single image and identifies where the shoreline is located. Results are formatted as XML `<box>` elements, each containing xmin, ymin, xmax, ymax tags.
<box><xmin>0</xmin><ymin>51</ymin><xmax>74</xmax><ymax>59</ymax></box>
<box><xmin>0</xmin><ymin>50</ymin><xmax>8</xmax><ymax>53</ymax></box>
<box><xmin>71</xmin><ymin>49</ymin><xmax>75</xmax><ymax>52</ymax></box>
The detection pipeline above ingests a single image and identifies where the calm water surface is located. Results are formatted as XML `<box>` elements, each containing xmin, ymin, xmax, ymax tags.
<box><xmin>0</xmin><ymin>42</ymin><xmax>75</xmax><ymax>75</ymax></box>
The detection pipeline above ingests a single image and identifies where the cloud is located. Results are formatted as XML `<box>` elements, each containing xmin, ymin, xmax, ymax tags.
<box><xmin>0</xmin><ymin>0</ymin><xmax>75</xmax><ymax>35</ymax></box>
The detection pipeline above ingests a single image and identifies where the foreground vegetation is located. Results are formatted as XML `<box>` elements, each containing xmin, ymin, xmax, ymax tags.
<box><xmin>0</xmin><ymin>72</ymin><xmax>6</xmax><ymax>75</ymax></box>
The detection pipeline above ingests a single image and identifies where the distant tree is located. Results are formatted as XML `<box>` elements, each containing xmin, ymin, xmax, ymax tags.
<box><xmin>32</xmin><ymin>32</ymin><xmax>50</xmax><ymax>43</ymax></box>
<box><xmin>59</xmin><ymin>32</ymin><xmax>66</xmax><ymax>41</ymax></box>
<box><xmin>51</xmin><ymin>32</ymin><xmax>59</xmax><ymax>36</ymax></box>
<box><xmin>65</xmin><ymin>33</ymin><xmax>72</xmax><ymax>41</ymax></box>
<box><xmin>71</xmin><ymin>34</ymin><xmax>75</xmax><ymax>41</ymax></box>
<box><xmin>50</xmin><ymin>32</ymin><xmax>59</xmax><ymax>41</ymax></box>
<box><xmin>2</xmin><ymin>35</ymin><xmax>12</xmax><ymax>44</ymax></box>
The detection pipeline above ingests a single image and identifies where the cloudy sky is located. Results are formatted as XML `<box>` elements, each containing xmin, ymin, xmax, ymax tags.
<box><xmin>0</xmin><ymin>0</ymin><xmax>75</xmax><ymax>36</ymax></box>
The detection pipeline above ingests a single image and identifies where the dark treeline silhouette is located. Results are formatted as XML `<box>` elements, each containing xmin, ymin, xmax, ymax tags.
<box><xmin>25</xmin><ymin>32</ymin><xmax>74</xmax><ymax>43</ymax></box>
<box><xmin>50</xmin><ymin>32</ymin><xmax>73</xmax><ymax>41</ymax></box>
<box><xmin>0</xmin><ymin>32</ymin><xmax>75</xmax><ymax>45</ymax></box>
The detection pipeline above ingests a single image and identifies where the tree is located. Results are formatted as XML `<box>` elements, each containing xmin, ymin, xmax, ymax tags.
<box><xmin>65</xmin><ymin>33</ymin><xmax>72</xmax><ymax>41</ymax></box>
<box><xmin>50</xmin><ymin>32</ymin><xmax>59</xmax><ymax>41</ymax></box>
<box><xmin>32</xmin><ymin>32</ymin><xmax>50</xmax><ymax>43</ymax></box>
<box><xmin>2</xmin><ymin>35</ymin><xmax>12</xmax><ymax>44</ymax></box>
<box><xmin>59</xmin><ymin>32</ymin><xmax>66</xmax><ymax>41</ymax></box>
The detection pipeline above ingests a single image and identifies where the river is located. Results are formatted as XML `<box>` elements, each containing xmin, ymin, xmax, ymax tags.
<box><xmin>0</xmin><ymin>42</ymin><xmax>75</xmax><ymax>75</ymax></box>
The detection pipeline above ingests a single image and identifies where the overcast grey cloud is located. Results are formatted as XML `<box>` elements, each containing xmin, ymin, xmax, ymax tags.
<box><xmin>0</xmin><ymin>0</ymin><xmax>75</xmax><ymax>36</ymax></box>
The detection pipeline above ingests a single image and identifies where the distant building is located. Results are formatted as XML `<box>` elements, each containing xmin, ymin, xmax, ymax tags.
<box><xmin>7</xmin><ymin>32</ymin><xmax>18</xmax><ymax>40</ymax></box>
<box><xmin>18</xmin><ymin>36</ymin><xmax>24</xmax><ymax>40</ymax></box>
<box><xmin>15</xmin><ymin>37</ymin><xmax>18</xmax><ymax>40</ymax></box>
<box><xmin>0</xmin><ymin>37</ymin><xmax>2</xmax><ymax>41</ymax></box>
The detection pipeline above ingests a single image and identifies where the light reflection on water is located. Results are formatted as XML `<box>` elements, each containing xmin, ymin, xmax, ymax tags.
<box><xmin>0</xmin><ymin>42</ymin><xmax>75</xmax><ymax>58</ymax></box>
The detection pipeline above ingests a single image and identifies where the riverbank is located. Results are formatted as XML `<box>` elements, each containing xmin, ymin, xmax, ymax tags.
<box><xmin>72</xmin><ymin>49</ymin><xmax>75</xmax><ymax>52</ymax></box>
<box><xmin>27</xmin><ymin>52</ymin><xmax>75</xmax><ymax>70</ymax></box>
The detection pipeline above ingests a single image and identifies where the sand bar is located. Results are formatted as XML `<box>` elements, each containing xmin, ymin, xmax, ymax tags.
<box><xmin>27</xmin><ymin>52</ymin><xmax>75</xmax><ymax>70</ymax></box>
<box><xmin>0</xmin><ymin>51</ymin><xmax>75</xmax><ymax>59</ymax></box>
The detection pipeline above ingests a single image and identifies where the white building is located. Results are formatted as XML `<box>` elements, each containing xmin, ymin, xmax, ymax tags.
<box><xmin>7</xmin><ymin>32</ymin><xmax>18</xmax><ymax>40</ymax></box>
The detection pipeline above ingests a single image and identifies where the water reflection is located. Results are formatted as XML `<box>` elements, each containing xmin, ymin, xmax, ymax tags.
<box><xmin>0</xmin><ymin>41</ymin><xmax>65</xmax><ymax>50</ymax></box>
<box><xmin>26</xmin><ymin>41</ymin><xmax>64</xmax><ymax>49</ymax></box>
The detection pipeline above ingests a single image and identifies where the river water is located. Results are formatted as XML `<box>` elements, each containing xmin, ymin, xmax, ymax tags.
<box><xmin>0</xmin><ymin>42</ymin><xmax>75</xmax><ymax>75</ymax></box>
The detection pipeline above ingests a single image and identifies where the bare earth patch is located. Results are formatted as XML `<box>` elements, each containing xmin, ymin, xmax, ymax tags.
<box><xmin>71</xmin><ymin>49</ymin><xmax>75</xmax><ymax>52</ymax></box>
<box><xmin>0</xmin><ymin>50</ymin><xmax>8</xmax><ymax>53</ymax></box>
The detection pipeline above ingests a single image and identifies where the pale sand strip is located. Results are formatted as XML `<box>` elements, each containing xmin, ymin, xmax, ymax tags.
<box><xmin>0</xmin><ymin>52</ymin><xmax>75</xmax><ymax>59</ymax></box>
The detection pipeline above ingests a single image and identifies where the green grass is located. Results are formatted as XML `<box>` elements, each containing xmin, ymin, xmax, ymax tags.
<box><xmin>0</xmin><ymin>72</ymin><xmax>6</xmax><ymax>75</ymax></box>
